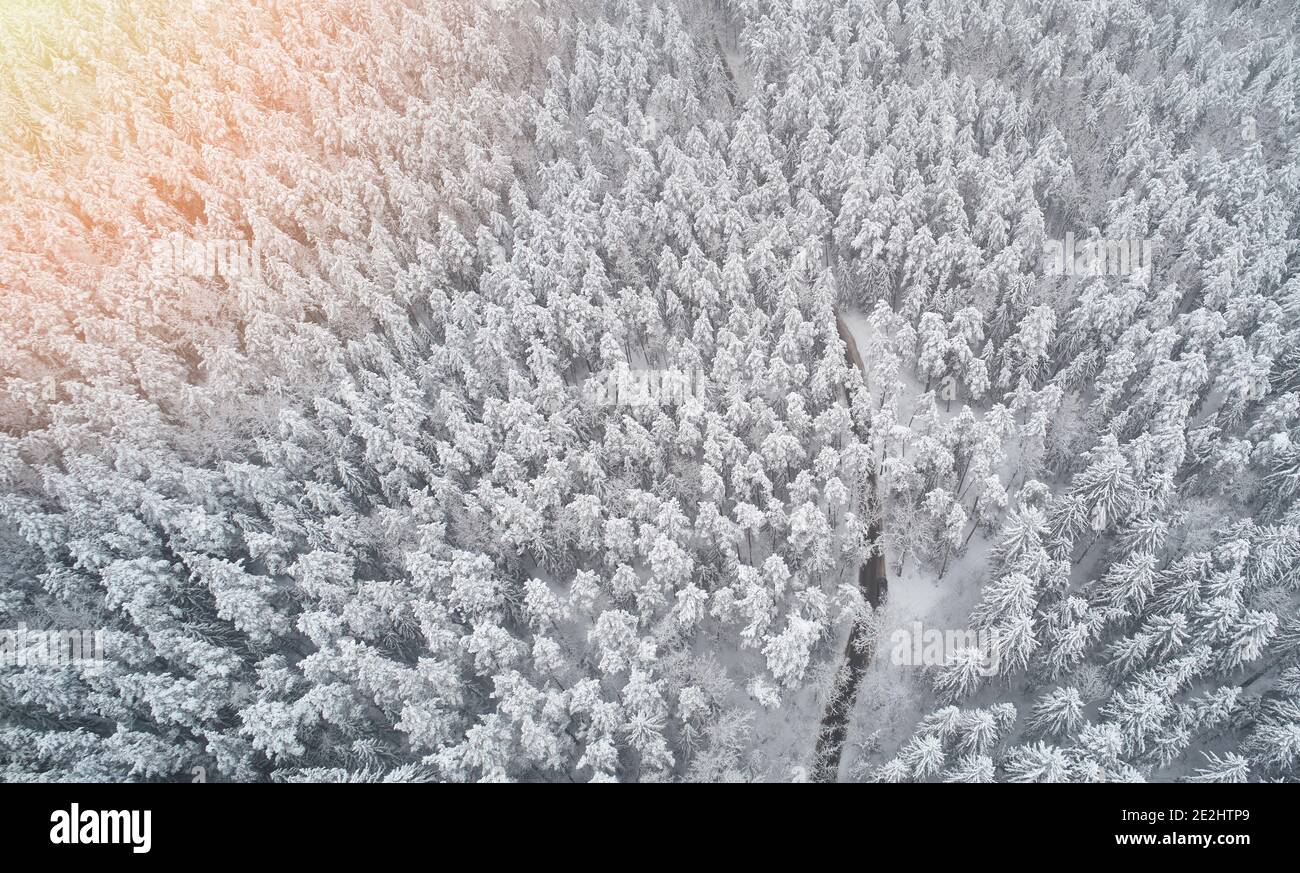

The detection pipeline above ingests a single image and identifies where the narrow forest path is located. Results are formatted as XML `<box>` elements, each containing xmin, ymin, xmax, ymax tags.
<box><xmin>811</xmin><ymin>312</ymin><xmax>889</xmax><ymax>782</ymax></box>
<box><xmin>704</xmin><ymin>17</ymin><xmax>889</xmax><ymax>781</ymax></box>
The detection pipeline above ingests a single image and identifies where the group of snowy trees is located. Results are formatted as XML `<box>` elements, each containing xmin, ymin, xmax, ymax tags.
<box><xmin>1</xmin><ymin>0</ymin><xmax>881</xmax><ymax>782</ymax></box>
<box><xmin>2</xmin><ymin>0</ymin><xmax>1298</xmax><ymax>782</ymax></box>
<box><xmin>725</xmin><ymin>0</ymin><xmax>1300</xmax><ymax>782</ymax></box>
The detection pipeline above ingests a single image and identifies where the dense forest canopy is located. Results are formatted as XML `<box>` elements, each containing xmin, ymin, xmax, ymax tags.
<box><xmin>1</xmin><ymin>0</ymin><xmax>1298</xmax><ymax>783</ymax></box>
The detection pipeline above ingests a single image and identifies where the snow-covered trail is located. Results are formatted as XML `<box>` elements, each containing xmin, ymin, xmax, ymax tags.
<box><xmin>811</xmin><ymin>311</ymin><xmax>890</xmax><ymax>782</ymax></box>
<box><xmin>827</xmin><ymin>313</ymin><xmax>998</xmax><ymax>780</ymax></box>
